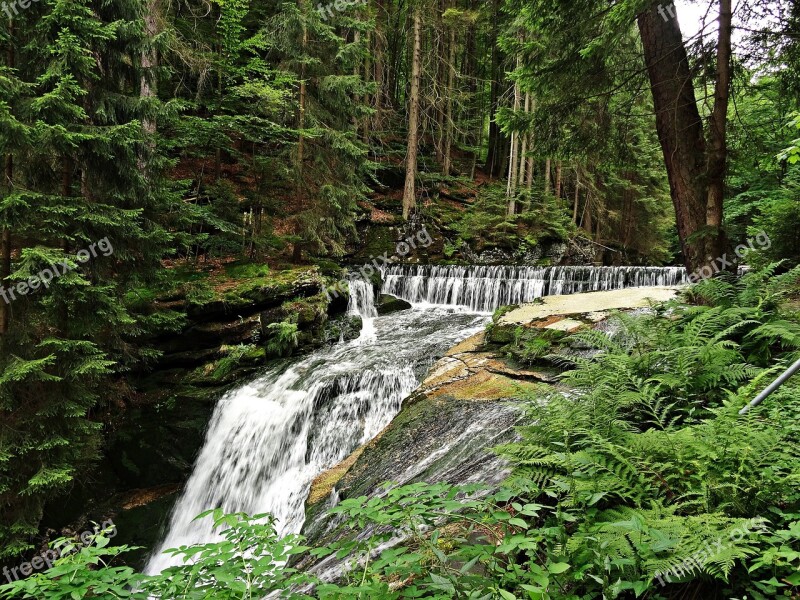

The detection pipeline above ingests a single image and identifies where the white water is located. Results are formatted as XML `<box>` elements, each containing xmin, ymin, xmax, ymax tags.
<box><xmin>381</xmin><ymin>265</ymin><xmax>688</xmax><ymax>312</ymax></box>
<box><xmin>146</xmin><ymin>285</ymin><xmax>487</xmax><ymax>574</ymax></box>
<box><xmin>147</xmin><ymin>265</ymin><xmax>684</xmax><ymax>574</ymax></box>
<box><xmin>347</xmin><ymin>279</ymin><xmax>377</xmax><ymax>342</ymax></box>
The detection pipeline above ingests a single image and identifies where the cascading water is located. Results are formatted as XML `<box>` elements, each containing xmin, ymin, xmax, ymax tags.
<box><xmin>347</xmin><ymin>279</ymin><xmax>378</xmax><ymax>342</ymax></box>
<box><xmin>146</xmin><ymin>264</ymin><xmax>686</xmax><ymax>575</ymax></box>
<box><xmin>381</xmin><ymin>264</ymin><xmax>688</xmax><ymax>312</ymax></box>
<box><xmin>145</xmin><ymin>281</ymin><xmax>488</xmax><ymax>574</ymax></box>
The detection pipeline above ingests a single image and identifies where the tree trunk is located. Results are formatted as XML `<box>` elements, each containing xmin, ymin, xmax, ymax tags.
<box><xmin>526</xmin><ymin>97</ymin><xmax>535</xmax><ymax>191</ymax></box>
<box><xmin>362</xmin><ymin>30</ymin><xmax>371</xmax><ymax>142</ymax></box>
<box><xmin>373</xmin><ymin>0</ymin><xmax>387</xmax><ymax>123</ymax></box>
<box><xmin>573</xmin><ymin>169</ymin><xmax>580</xmax><ymax>224</ymax></box>
<box><xmin>554</xmin><ymin>161</ymin><xmax>562</xmax><ymax>199</ymax></box>
<box><xmin>543</xmin><ymin>158</ymin><xmax>551</xmax><ymax>195</ymax></box>
<box><xmin>637</xmin><ymin>1</ymin><xmax>731</xmax><ymax>273</ymax></box>
<box><xmin>442</xmin><ymin>23</ymin><xmax>457</xmax><ymax>176</ymax></box>
<box><xmin>294</xmin><ymin>0</ymin><xmax>309</xmax><ymax>261</ymax></box>
<box><xmin>403</xmin><ymin>7</ymin><xmax>423</xmax><ymax>220</ymax></box>
<box><xmin>706</xmin><ymin>0</ymin><xmax>732</xmax><ymax>234</ymax></box>
<box><xmin>353</xmin><ymin>29</ymin><xmax>361</xmax><ymax>137</ymax></box>
<box><xmin>583</xmin><ymin>193</ymin><xmax>592</xmax><ymax>235</ymax></box>
<box><xmin>517</xmin><ymin>89</ymin><xmax>529</xmax><ymax>189</ymax></box>
<box><xmin>484</xmin><ymin>0</ymin><xmax>502</xmax><ymax>176</ymax></box>
<box><xmin>506</xmin><ymin>55</ymin><xmax>521</xmax><ymax>216</ymax></box>
<box><xmin>139</xmin><ymin>1</ymin><xmax>158</xmax><ymax>176</ymax></box>
<box><xmin>1</xmin><ymin>20</ymin><xmax>13</xmax><ymax>335</ymax></box>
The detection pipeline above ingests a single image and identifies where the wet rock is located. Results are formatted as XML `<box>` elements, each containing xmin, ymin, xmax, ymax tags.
<box><xmin>323</xmin><ymin>315</ymin><xmax>363</xmax><ymax>344</ymax></box>
<box><xmin>376</xmin><ymin>294</ymin><xmax>412</xmax><ymax>315</ymax></box>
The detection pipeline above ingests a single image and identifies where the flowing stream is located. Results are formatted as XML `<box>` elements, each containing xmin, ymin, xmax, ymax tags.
<box><xmin>146</xmin><ymin>264</ymin><xmax>685</xmax><ymax>574</ymax></box>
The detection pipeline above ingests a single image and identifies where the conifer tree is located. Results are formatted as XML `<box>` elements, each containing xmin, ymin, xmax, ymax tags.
<box><xmin>0</xmin><ymin>0</ymin><xmax>179</xmax><ymax>556</ymax></box>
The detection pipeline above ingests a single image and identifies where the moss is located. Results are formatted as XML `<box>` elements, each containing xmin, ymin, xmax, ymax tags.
<box><xmin>184</xmin><ymin>344</ymin><xmax>267</xmax><ymax>385</ymax></box>
<box><xmin>353</xmin><ymin>225</ymin><xmax>397</xmax><ymax>260</ymax></box>
<box><xmin>222</xmin><ymin>261</ymin><xmax>272</xmax><ymax>279</ymax></box>
<box><xmin>307</xmin><ymin>445</ymin><xmax>367</xmax><ymax>507</ymax></box>
<box><xmin>438</xmin><ymin>371</ymin><xmax>542</xmax><ymax>401</ymax></box>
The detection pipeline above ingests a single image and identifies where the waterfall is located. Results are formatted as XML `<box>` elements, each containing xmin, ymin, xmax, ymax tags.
<box><xmin>381</xmin><ymin>265</ymin><xmax>688</xmax><ymax>312</ymax></box>
<box><xmin>145</xmin><ymin>281</ymin><xmax>488</xmax><ymax>574</ymax></box>
<box><xmin>347</xmin><ymin>279</ymin><xmax>378</xmax><ymax>319</ymax></box>
<box><xmin>146</xmin><ymin>264</ymin><xmax>685</xmax><ymax>576</ymax></box>
<box><xmin>347</xmin><ymin>279</ymin><xmax>377</xmax><ymax>341</ymax></box>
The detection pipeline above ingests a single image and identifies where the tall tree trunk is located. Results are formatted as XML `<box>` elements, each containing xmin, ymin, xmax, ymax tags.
<box><xmin>543</xmin><ymin>158</ymin><xmax>551</xmax><ymax>195</ymax></box>
<box><xmin>517</xmin><ymin>89</ymin><xmax>529</xmax><ymax>189</ymax></box>
<box><xmin>403</xmin><ymin>7</ymin><xmax>423</xmax><ymax>220</ymax></box>
<box><xmin>506</xmin><ymin>55</ymin><xmax>521</xmax><ymax>216</ymax></box>
<box><xmin>573</xmin><ymin>169</ymin><xmax>580</xmax><ymax>224</ymax></box>
<box><xmin>583</xmin><ymin>193</ymin><xmax>592</xmax><ymax>235</ymax></box>
<box><xmin>706</xmin><ymin>0</ymin><xmax>732</xmax><ymax>234</ymax></box>
<box><xmin>294</xmin><ymin>0</ymin><xmax>309</xmax><ymax>261</ymax></box>
<box><xmin>1</xmin><ymin>20</ymin><xmax>13</xmax><ymax>335</ymax></box>
<box><xmin>353</xmin><ymin>29</ymin><xmax>362</xmax><ymax>137</ymax></box>
<box><xmin>139</xmin><ymin>1</ymin><xmax>158</xmax><ymax>175</ymax></box>
<box><xmin>554</xmin><ymin>161</ymin><xmax>562</xmax><ymax>199</ymax></box>
<box><xmin>526</xmin><ymin>97</ymin><xmax>535</xmax><ymax>191</ymax></box>
<box><xmin>373</xmin><ymin>0</ymin><xmax>387</xmax><ymax>123</ymax></box>
<box><xmin>637</xmin><ymin>0</ymin><xmax>731</xmax><ymax>273</ymax></box>
<box><xmin>362</xmin><ymin>30</ymin><xmax>372</xmax><ymax>143</ymax></box>
<box><xmin>442</xmin><ymin>21</ymin><xmax>457</xmax><ymax>176</ymax></box>
<box><xmin>484</xmin><ymin>0</ymin><xmax>502</xmax><ymax>176</ymax></box>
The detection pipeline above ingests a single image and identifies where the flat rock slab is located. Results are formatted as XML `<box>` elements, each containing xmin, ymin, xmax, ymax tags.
<box><xmin>544</xmin><ymin>318</ymin><xmax>584</xmax><ymax>332</ymax></box>
<box><xmin>499</xmin><ymin>286</ymin><xmax>681</xmax><ymax>326</ymax></box>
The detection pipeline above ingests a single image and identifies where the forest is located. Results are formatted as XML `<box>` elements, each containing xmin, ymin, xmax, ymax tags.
<box><xmin>0</xmin><ymin>0</ymin><xmax>799</xmax><ymax>598</ymax></box>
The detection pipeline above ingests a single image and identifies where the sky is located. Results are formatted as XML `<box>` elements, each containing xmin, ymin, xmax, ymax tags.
<box><xmin>674</xmin><ymin>0</ymin><xmax>773</xmax><ymax>44</ymax></box>
<box><xmin>676</xmin><ymin>0</ymin><xmax>724</xmax><ymax>41</ymax></box>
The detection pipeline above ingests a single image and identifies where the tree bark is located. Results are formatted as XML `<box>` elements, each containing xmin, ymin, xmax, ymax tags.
<box><xmin>543</xmin><ymin>158</ymin><xmax>551</xmax><ymax>195</ymax></box>
<box><xmin>139</xmin><ymin>0</ymin><xmax>158</xmax><ymax>176</ymax></box>
<box><xmin>554</xmin><ymin>161</ymin><xmax>562</xmax><ymax>199</ymax></box>
<box><xmin>637</xmin><ymin>1</ymin><xmax>731</xmax><ymax>273</ymax></box>
<box><xmin>517</xmin><ymin>89</ymin><xmax>529</xmax><ymax>189</ymax></box>
<box><xmin>484</xmin><ymin>0</ymin><xmax>503</xmax><ymax>176</ymax></box>
<box><xmin>526</xmin><ymin>97</ymin><xmax>535</xmax><ymax>191</ymax></box>
<box><xmin>1</xmin><ymin>20</ymin><xmax>13</xmax><ymax>335</ymax></box>
<box><xmin>373</xmin><ymin>0</ymin><xmax>387</xmax><ymax>121</ymax></box>
<box><xmin>506</xmin><ymin>55</ymin><xmax>521</xmax><ymax>216</ymax></box>
<box><xmin>403</xmin><ymin>7</ymin><xmax>423</xmax><ymax>220</ymax></box>
<box><xmin>706</xmin><ymin>0</ymin><xmax>732</xmax><ymax>233</ymax></box>
<box><xmin>442</xmin><ymin>18</ymin><xmax>457</xmax><ymax>176</ymax></box>
<box><xmin>293</xmin><ymin>0</ymin><xmax>310</xmax><ymax>261</ymax></box>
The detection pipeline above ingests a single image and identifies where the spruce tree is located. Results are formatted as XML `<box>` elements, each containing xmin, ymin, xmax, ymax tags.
<box><xmin>0</xmin><ymin>0</ymin><xmax>179</xmax><ymax>556</ymax></box>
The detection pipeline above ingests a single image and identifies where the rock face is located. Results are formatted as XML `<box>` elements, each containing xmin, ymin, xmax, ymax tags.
<box><xmin>300</xmin><ymin>286</ymin><xmax>683</xmax><ymax>577</ymax></box>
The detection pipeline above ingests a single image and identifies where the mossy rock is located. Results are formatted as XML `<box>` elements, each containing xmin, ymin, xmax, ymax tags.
<box><xmin>184</xmin><ymin>267</ymin><xmax>325</xmax><ymax>322</ymax></box>
<box><xmin>377</xmin><ymin>294</ymin><xmax>412</xmax><ymax>316</ymax></box>
<box><xmin>323</xmin><ymin>315</ymin><xmax>363</xmax><ymax>343</ymax></box>
<box><xmin>485</xmin><ymin>323</ymin><xmax>519</xmax><ymax>345</ymax></box>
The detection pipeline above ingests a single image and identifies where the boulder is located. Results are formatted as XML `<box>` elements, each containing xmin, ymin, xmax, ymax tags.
<box><xmin>376</xmin><ymin>294</ymin><xmax>412</xmax><ymax>315</ymax></box>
